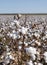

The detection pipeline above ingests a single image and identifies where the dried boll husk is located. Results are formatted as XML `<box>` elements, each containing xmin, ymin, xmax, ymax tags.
<box><xmin>35</xmin><ymin>40</ymin><xmax>41</xmax><ymax>46</ymax></box>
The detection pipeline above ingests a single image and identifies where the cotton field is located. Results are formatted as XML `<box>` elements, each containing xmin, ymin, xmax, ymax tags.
<box><xmin>0</xmin><ymin>14</ymin><xmax>47</xmax><ymax>65</ymax></box>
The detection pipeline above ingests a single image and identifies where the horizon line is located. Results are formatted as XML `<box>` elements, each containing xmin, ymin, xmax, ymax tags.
<box><xmin>0</xmin><ymin>13</ymin><xmax>47</xmax><ymax>15</ymax></box>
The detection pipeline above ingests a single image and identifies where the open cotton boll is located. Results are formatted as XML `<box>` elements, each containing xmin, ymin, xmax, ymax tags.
<box><xmin>4</xmin><ymin>54</ymin><xmax>14</xmax><ymax>64</ymax></box>
<box><xmin>45</xmin><ymin>30</ymin><xmax>47</xmax><ymax>36</ymax></box>
<box><xmin>18</xmin><ymin>14</ymin><xmax>22</xmax><ymax>18</ymax></box>
<box><xmin>18</xmin><ymin>41</ymin><xmax>23</xmax><ymax>45</ymax></box>
<box><xmin>27</xmin><ymin>60</ymin><xmax>33</xmax><ymax>65</ymax></box>
<box><xmin>18</xmin><ymin>46</ymin><xmax>22</xmax><ymax>50</ymax></box>
<box><xmin>1</xmin><ymin>55</ymin><xmax>4</xmax><ymax>59</ymax></box>
<box><xmin>9</xmin><ymin>55</ymin><xmax>14</xmax><ymax>60</ymax></box>
<box><xmin>14</xmin><ymin>20</ymin><xmax>20</xmax><ymax>26</ymax></box>
<box><xmin>6</xmin><ymin>52</ymin><xmax>11</xmax><ymax>55</ymax></box>
<box><xmin>12</xmin><ymin>34</ymin><xmax>17</xmax><ymax>39</ymax></box>
<box><xmin>45</xmin><ymin>30</ymin><xmax>47</xmax><ymax>34</ymax></box>
<box><xmin>24</xmin><ymin>42</ymin><xmax>28</xmax><ymax>46</ymax></box>
<box><xmin>34</xmin><ymin>32</ymin><xmax>40</xmax><ymax>38</ymax></box>
<box><xmin>42</xmin><ymin>36</ymin><xmax>47</xmax><ymax>40</ymax></box>
<box><xmin>4</xmin><ymin>54</ymin><xmax>10</xmax><ymax>64</ymax></box>
<box><xmin>43</xmin><ymin>52</ymin><xmax>47</xmax><ymax>63</ymax></box>
<box><xmin>46</xmin><ymin>34</ymin><xmax>47</xmax><ymax>37</ymax></box>
<box><xmin>7</xmin><ymin>32</ymin><xmax>13</xmax><ymax>38</ymax></box>
<box><xmin>18</xmin><ymin>28</ymin><xmax>21</xmax><ymax>32</ymax></box>
<box><xmin>8</xmin><ymin>32</ymin><xmax>18</xmax><ymax>39</ymax></box>
<box><xmin>31</xmin><ymin>54</ymin><xmax>36</xmax><ymax>60</ymax></box>
<box><xmin>7</xmin><ymin>32</ymin><xmax>10</xmax><ymax>36</ymax></box>
<box><xmin>6</xmin><ymin>45</ymin><xmax>10</xmax><ymax>52</ymax></box>
<box><xmin>9</xmin><ymin>33</ymin><xmax>13</xmax><ymax>38</ymax></box>
<box><xmin>21</xmin><ymin>27</ymin><xmax>28</xmax><ymax>35</ymax></box>
<box><xmin>4</xmin><ymin>59</ymin><xmax>10</xmax><ymax>64</ymax></box>
<box><xmin>25</xmin><ymin>47</ymin><xmax>37</xmax><ymax>56</ymax></box>
<box><xmin>12</xmin><ymin>30</ymin><xmax>16</xmax><ymax>33</ymax></box>
<box><xmin>11</xmin><ymin>22</ymin><xmax>15</xmax><ymax>26</ymax></box>
<box><xmin>38</xmin><ymin>63</ymin><xmax>43</xmax><ymax>65</ymax></box>
<box><xmin>34</xmin><ymin>62</ymin><xmax>37</xmax><ymax>65</ymax></box>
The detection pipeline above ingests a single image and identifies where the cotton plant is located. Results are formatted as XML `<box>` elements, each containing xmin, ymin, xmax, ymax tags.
<box><xmin>0</xmin><ymin>14</ymin><xmax>47</xmax><ymax>65</ymax></box>
<box><xmin>17</xmin><ymin>26</ymin><xmax>29</xmax><ymax>49</ymax></box>
<box><xmin>13</xmin><ymin>15</ymin><xmax>22</xmax><ymax>28</ymax></box>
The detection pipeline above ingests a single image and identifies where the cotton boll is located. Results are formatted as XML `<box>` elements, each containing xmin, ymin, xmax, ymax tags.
<box><xmin>42</xmin><ymin>36</ymin><xmax>47</xmax><ymax>40</ymax></box>
<box><xmin>31</xmin><ymin>54</ymin><xmax>36</xmax><ymax>60</ymax></box>
<box><xmin>36</xmin><ymin>51</ymin><xmax>40</xmax><ymax>60</ymax></box>
<box><xmin>43</xmin><ymin>52</ymin><xmax>47</xmax><ymax>63</ymax></box>
<box><xmin>18</xmin><ymin>46</ymin><xmax>22</xmax><ymax>50</ymax></box>
<box><xmin>18</xmin><ymin>14</ymin><xmax>22</xmax><ymax>18</ymax></box>
<box><xmin>14</xmin><ymin>20</ymin><xmax>18</xmax><ymax>23</ymax></box>
<box><xmin>7</xmin><ymin>32</ymin><xmax>10</xmax><ymax>36</ymax></box>
<box><xmin>34</xmin><ymin>62</ymin><xmax>37</xmax><ymax>65</ymax></box>
<box><xmin>46</xmin><ymin>33</ymin><xmax>47</xmax><ymax>36</ymax></box>
<box><xmin>38</xmin><ymin>63</ymin><xmax>43</xmax><ymax>65</ymax></box>
<box><xmin>12</xmin><ymin>34</ymin><xmax>17</xmax><ymax>39</ymax></box>
<box><xmin>3</xmin><ymin>37</ymin><xmax>6</xmax><ymax>41</ymax></box>
<box><xmin>21</xmin><ymin>27</ymin><xmax>28</xmax><ymax>35</ymax></box>
<box><xmin>4</xmin><ymin>55</ymin><xmax>10</xmax><ymax>64</ymax></box>
<box><xmin>4</xmin><ymin>55</ymin><xmax>14</xmax><ymax>64</ymax></box>
<box><xmin>14</xmin><ymin>20</ymin><xmax>20</xmax><ymax>27</ymax></box>
<box><xmin>25</xmin><ymin>47</ymin><xmax>37</xmax><ymax>56</ymax></box>
<box><xmin>18</xmin><ymin>41</ymin><xmax>23</xmax><ymax>44</ymax></box>
<box><xmin>9</xmin><ymin>55</ymin><xmax>14</xmax><ymax>60</ymax></box>
<box><xmin>4</xmin><ymin>59</ymin><xmax>10</xmax><ymax>64</ymax></box>
<box><xmin>34</xmin><ymin>32</ymin><xmax>40</xmax><ymax>38</ymax></box>
<box><xmin>18</xmin><ymin>28</ymin><xmax>21</xmax><ymax>32</ymax></box>
<box><xmin>29</xmin><ymin>47</ymin><xmax>36</xmax><ymax>54</ymax></box>
<box><xmin>27</xmin><ymin>60</ymin><xmax>33</xmax><ymax>65</ymax></box>
<box><xmin>0</xmin><ymin>29</ymin><xmax>2</xmax><ymax>32</ymax></box>
<box><xmin>10</xmin><ymin>33</ymin><xmax>13</xmax><ymax>38</ymax></box>
<box><xmin>1</xmin><ymin>55</ymin><xmax>4</xmax><ymax>59</ymax></box>
<box><xmin>25</xmin><ymin>45</ymin><xmax>36</xmax><ymax>61</ymax></box>
<box><xmin>7</xmin><ymin>32</ymin><xmax>17</xmax><ymax>39</ymax></box>
<box><xmin>6</xmin><ymin>45</ymin><xmax>10</xmax><ymax>52</ymax></box>
<box><xmin>45</xmin><ymin>30</ymin><xmax>47</xmax><ymax>34</ymax></box>
<box><xmin>6</xmin><ymin>52</ymin><xmax>11</xmax><ymax>55</ymax></box>
<box><xmin>2</xmin><ymin>22</ymin><xmax>5</xmax><ymax>26</ymax></box>
<box><xmin>12</xmin><ymin>30</ymin><xmax>16</xmax><ymax>33</ymax></box>
<box><xmin>36</xmin><ymin>51</ymin><xmax>40</xmax><ymax>56</ymax></box>
<box><xmin>24</xmin><ymin>42</ymin><xmax>28</xmax><ymax>46</ymax></box>
<box><xmin>11</xmin><ymin>22</ymin><xmax>15</xmax><ymax>26</ymax></box>
<box><xmin>4</xmin><ymin>52</ymin><xmax>14</xmax><ymax>64</ymax></box>
<box><xmin>7</xmin><ymin>32</ymin><xmax>13</xmax><ymax>38</ymax></box>
<box><xmin>42</xmin><ymin>36</ymin><xmax>45</xmax><ymax>40</ymax></box>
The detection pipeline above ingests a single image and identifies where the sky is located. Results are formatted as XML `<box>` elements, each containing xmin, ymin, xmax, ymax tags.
<box><xmin>0</xmin><ymin>0</ymin><xmax>47</xmax><ymax>13</ymax></box>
